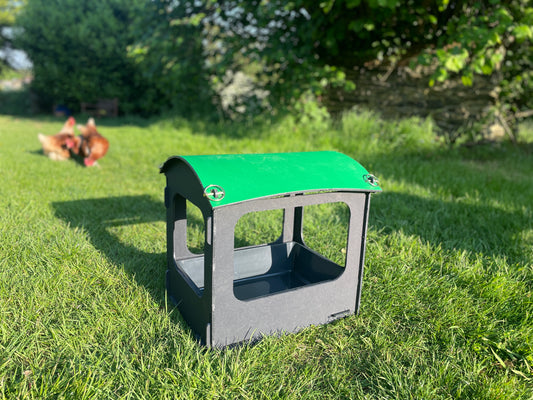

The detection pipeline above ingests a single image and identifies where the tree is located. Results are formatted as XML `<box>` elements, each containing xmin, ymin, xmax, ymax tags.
<box><xmin>418</xmin><ymin>1</ymin><xmax>533</xmax><ymax>130</ymax></box>
<box><xmin>16</xmin><ymin>0</ymin><xmax>145</xmax><ymax>113</ymax></box>
<box><xmin>126</xmin><ymin>0</ymin><xmax>216</xmax><ymax>117</ymax></box>
<box><xmin>15</xmin><ymin>0</ymin><xmax>531</xmax><ymax>125</ymax></box>
<box><xmin>164</xmin><ymin>0</ymin><xmax>532</xmax><ymax>127</ymax></box>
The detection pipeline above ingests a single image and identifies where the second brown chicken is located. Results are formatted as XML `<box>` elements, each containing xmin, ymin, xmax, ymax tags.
<box><xmin>66</xmin><ymin>118</ymin><xmax>109</xmax><ymax>167</ymax></box>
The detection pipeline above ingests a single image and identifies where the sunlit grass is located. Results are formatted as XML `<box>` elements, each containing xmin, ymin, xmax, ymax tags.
<box><xmin>0</xmin><ymin>68</ymin><xmax>31</xmax><ymax>82</ymax></box>
<box><xmin>0</xmin><ymin>111</ymin><xmax>532</xmax><ymax>399</ymax></box>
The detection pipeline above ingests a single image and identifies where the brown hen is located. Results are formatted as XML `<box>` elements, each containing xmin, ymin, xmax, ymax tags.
<box><xmin>37</xmin><ymin>117</ymin><xmax>76</xmax><ymax>161</ymax></box>
<box><xmin>66</xmin><ymin>118</ymin><xmax>109</xmax><ymax>167</ymax></box>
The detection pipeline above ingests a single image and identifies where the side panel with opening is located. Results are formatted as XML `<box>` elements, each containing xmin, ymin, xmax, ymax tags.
<box><xmin>172</xmin><ymin>195</ymin><xmax>207</xmax><ymax>295</ymax></box>
<box><xmin>232</xmin><ymin>201</ymin><xmax>349</xmax><ymax>301</ymax></box>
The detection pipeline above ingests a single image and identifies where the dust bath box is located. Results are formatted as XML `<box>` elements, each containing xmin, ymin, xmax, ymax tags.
<box><xmin>160</xmin><ymin>151</ymin><xmax>381</xmax><ymax>347</ymax></box>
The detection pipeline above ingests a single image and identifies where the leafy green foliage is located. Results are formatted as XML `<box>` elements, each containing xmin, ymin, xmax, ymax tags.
<box><xmin>422</xmin><ymin>1</ymin><xmax>533</xmax><ymax>121</ymax></box>
<box><xmin>126</xmin><ymin>0</ymin><xmax>216</xmax><ymax>117</ymax></box>
<box><xmin>126</xmin><ymin>1</ymin><xmax>358</xmax><ymax>118</ymax></box>
<box><xmin>12</xmin><ymin>0</ymin><xmax>531</xmax><ymax>128</ymax></box>
<box><xmin>0</xmin><ymin>0</ymin><xmax>20</xmax><ymax>26</ymax></box>
<box><xmin>144</xmin><ymin>0</ymin><xmax>529</xmax><ymax>126</ymax></box>
<box><xmin>15</xmin><ymin>0</ymin><xmax>145</xmax><ymax>113</ymax></box>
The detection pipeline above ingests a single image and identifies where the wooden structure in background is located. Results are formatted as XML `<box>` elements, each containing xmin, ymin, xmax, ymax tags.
<box><xmin>81</xmin><ymin>98</ymin><xmax>118</xmax><ymax>117</ymax></box>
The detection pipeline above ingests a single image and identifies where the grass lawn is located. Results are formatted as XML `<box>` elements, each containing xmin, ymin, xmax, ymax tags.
<box><xmin>0</xmin><ymin>110</ymin><xmax>532</xmax><ymax>399</ymax></box>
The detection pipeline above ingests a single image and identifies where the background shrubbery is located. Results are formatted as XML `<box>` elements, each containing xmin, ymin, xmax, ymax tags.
<box><xmin>4</xmin><ymin>0</ymin><xmax>533</xmax><ymax>135</ymax></box>
<box><xmin>14</xmin><ymin>0</ymin><xmax>146</xmax><ymax>114</ymax></box>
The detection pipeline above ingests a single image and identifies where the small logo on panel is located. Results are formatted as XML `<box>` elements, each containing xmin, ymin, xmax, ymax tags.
<box><xmin>204</xmin><ymin>185</ymin><xmax>225</xmax><ymax>201</ymax></box>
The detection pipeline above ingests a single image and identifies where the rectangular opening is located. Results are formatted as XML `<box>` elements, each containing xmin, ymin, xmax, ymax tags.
<box><xmin>231</xmin><ymin>203</ymin><xmax>350</xmax><ymax>301</ymax></box>
<box><xmin>302</xmin><ymin>202</ymin><xmax>350</xmax><ymax>267</ymax></box>
<box><xmin>232</xmin><ymin>241</ymin><xmax>344</xmax><ymax>300</ymax></box>
<box><xmin>186</xmin><ymin>200</ymin><xmax>205</xmax><ymax>254</ymax></box>
<box><xmin>234</xmin><ymin>208</ymin><xmax>283</xmax><ymax>248</ymax></box>
<box><xmin>173</xmin><ymin>199</ymin><xmax>351</xmax><ymax>301</ymax></box>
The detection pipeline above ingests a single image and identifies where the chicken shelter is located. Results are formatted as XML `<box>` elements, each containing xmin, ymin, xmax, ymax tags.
<box><xmin>160</xmin><ymin>151</ymin><xmax>381</xmax><ymax>347</ymax></box>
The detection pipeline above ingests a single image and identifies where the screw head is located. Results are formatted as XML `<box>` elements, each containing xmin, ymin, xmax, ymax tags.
<box><xmin>204</xmin><ymin>185</ymin><xmax>225</xmax><ymax>201</ymax></box>
<box><xmin>363</xmin><ymin>174</ymin><xmax>379</xmax><ymax>187</ymax></box>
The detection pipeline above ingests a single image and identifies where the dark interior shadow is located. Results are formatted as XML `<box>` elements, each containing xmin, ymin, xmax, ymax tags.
<box><xmin>369</xmin><ymin>192</ymin><xmax>528</xmax><ymax>266</ymax></box>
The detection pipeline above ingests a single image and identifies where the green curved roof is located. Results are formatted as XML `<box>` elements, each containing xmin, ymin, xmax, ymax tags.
<box><xmin>162</xmin><ymin>151</ymin><xmax>381</xmax><ymax>208</ymax></box>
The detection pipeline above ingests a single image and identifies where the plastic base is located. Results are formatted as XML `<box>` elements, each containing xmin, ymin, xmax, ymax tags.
<box><xmin>176</xmin><ymin>242</ymin><xmax>344</xmax><ymax>301</ymax></box>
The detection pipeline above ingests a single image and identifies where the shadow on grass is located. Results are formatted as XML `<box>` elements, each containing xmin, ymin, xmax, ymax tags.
<box><xmin>52</xmin><ymin>195</ymin><xmax>223</xmax><ymax>342</ymax></box>
<box><xmin>53</xmin><ymin>195</ymin><xmax>168</xmax><ymax>302</ymax></box>
<box><xmin>52</xmin><ymin>190</ymin><xmax>529</xmax><ymax>287</ymax></box>
<box><xmin>370</xmin><ymin>191</ymin><xmax>528</xmax><ymax>265</ymax></box>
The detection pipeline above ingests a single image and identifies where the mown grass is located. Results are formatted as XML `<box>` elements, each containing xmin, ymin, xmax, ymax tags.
<box><xmin>0</xmin><ymin>110</ymin><xmax>532</xmax><ymax>399</ymax></box>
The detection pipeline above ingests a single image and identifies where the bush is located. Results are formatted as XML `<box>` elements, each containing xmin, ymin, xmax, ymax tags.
<box><xmin>16</xmin><ymin>0</ymin><xmax>146</xmax><ymax>114</ymax></box>
<box><xmin>126</xmin><ymin>0</ymin><xmax>216</xmax><ymax>118</ymax></box>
